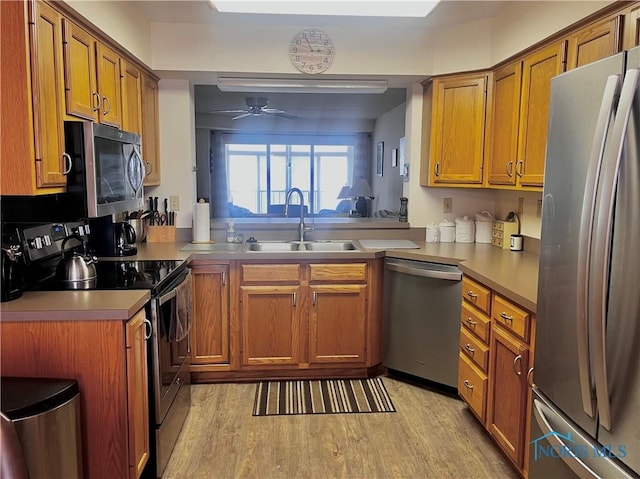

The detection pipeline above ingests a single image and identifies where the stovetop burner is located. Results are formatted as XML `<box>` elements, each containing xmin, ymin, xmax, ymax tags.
<box><xmin>94</xmin><ymin>260</ymin><xmax>184</xmax><ymax>291</ymax></box>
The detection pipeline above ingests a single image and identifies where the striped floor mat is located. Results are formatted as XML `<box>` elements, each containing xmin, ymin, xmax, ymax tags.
<box><xmin>252</xmin><ymin>377</ymin><xmax>396</xmax><ymax>416</ymax></box>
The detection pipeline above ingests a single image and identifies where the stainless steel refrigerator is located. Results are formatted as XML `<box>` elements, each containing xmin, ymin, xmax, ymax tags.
<box><xmin>530</xmin><ymin>47</ymin><xmax>640</xmax><ymax>478</ymax></box>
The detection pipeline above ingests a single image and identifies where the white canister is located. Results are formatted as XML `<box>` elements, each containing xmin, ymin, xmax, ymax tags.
<box><xmin>425</xmin><ymin>222</ymin><xmax>440</xmax><ymax>243</ymax></box>
<box><xmin>474</xmin><ymin>211</ymin><xmax>494</xmax><ymax>243</ymax></box>
<box><xmin>455</xmin><ymin>216</ymin><xmax>475</xmax><ymax>243</ymax></box>
<box><xmin>439</xmin><ymin>219</ymin><xmax>456</xmax><ymax>243</ymax></box>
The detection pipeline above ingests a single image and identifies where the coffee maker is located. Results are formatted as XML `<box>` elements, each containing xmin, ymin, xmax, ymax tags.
<box><xmin>88</xmin><ymin>215</ymin><xmax>137</xmax><ymax>257</ymax></box>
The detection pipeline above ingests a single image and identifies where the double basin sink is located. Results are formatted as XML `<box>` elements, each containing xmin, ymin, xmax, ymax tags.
<box><xmin>245</xmin><ymin>240</ymin><xmax>359</xmax><ymax>252</ymax></box>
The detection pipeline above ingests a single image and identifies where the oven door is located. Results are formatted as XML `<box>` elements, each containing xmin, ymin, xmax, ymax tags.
<box><xmin>150</xmin><ymin>268</ymin><xmax>192</xmax><ymax>424</ymax></box>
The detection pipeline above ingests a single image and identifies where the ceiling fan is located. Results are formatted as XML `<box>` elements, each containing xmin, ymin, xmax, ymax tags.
<box><xmin>210</xmin><ymin>96</ymin><xmax>298</xmax><ymax>120</ymax></box>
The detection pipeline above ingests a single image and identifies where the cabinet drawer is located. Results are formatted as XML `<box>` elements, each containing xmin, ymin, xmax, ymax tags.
<box><xmin>492</xmin><ymin>294</ymin><xmax>530</xmax><ymax>342</ymax></box>
<box><xmin>459</xmin><ymin>326</ymin><xmax>489</xmax><ymax>372</ymax></box>
<box><xmin>461</xmin><ymin>301</ymin><xmax>491</xmax><ymax>343</ymax></box>
<box><xmin>458</xmin><ymin>352</ymin><xmax>487</xmax><ymax>422</ymax></box>
<box><xmin>309</xmin><ymin>263</ymin><xmax>367</xmax><ymax>282</ymax></box>
<box><xmin>241</xmin><ymin>264</ymin><xmax>300</xmax><ymax>283</ymax></box>
<box><xmin>462</xmin><ymin>276</ymin><xmax>491</xmax><ymax>315</ymax></box>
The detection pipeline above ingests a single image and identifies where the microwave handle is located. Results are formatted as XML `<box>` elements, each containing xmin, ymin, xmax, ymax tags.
<box><xmin>127</xmin><ymin>147</ymin><xmax>145</xmax><ymax>195</ymax></box>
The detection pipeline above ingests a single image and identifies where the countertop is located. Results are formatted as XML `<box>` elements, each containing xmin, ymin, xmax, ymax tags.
<box><xmin>1</xmin><ymin>239</ymin><xmax>539</xmax><ymax>321</ymax></box>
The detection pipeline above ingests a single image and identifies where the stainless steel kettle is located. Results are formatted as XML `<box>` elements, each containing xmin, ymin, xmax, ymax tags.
<box><xmin>56</xmin><ymin>234</ymin><xmax>97</xmax><ymax>289</ymax></box>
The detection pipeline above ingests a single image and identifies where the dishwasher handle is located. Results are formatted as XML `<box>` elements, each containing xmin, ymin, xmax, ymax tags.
<box><xmin>386</xmin><ymin>262</ymin><xmax>462</xmax><ymax>281</ymax></box>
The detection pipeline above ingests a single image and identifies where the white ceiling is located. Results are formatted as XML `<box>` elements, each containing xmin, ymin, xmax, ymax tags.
<box><xmin>134</xmin><ymin>0</ymin><xmax>508</xmax><ymax>122</ymax></box>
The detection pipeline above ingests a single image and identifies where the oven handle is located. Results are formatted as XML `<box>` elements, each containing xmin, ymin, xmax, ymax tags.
<box><xmin>157</xmin><ymin>269</ymin><xmax>190</xmax><ymax>306</ymax></box>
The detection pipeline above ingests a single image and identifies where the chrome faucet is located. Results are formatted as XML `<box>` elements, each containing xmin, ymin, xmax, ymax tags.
<box><xmin>284</xmin><ymin>187</ymin><xmax>313</xmax><ymax>242</ymax></box>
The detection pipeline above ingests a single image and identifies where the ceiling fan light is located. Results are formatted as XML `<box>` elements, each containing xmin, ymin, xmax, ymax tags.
<box><xmin>217</xmin><ymin>77</ymin><xmax>388</xmax><ymax>94</ymax></box>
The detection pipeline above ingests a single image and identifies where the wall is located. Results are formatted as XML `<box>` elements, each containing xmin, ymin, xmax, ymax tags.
<box><xmin>63</xmin><ymin>0</ymin><xmax>152</xmax><ymax>66</ymax></box>
<box><xmin>145</xmin><ymin>80</ymin><xmax>196</xmax><ymax>229</ymax></box>
<box><xmin>494</xmin><ymin>190</ymin><xmax>543</xmax><ymax>239</ymax></box>
<box><xmin>370</xmin><ymin>103</ymin><xmax>405</xmax><ymax>214</ymax></box>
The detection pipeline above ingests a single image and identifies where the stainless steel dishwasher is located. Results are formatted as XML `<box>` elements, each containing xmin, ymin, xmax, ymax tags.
<box><xmin>383</xmin><ymin>258</ymin><xmax>462</xmax><ymax>389</ymax></box>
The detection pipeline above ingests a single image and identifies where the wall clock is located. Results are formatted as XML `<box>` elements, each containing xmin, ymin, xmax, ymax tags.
<box><xmin>289</xmin><ymin>29</ymin><xmax>334</xmax><ymax>74</ymax></box>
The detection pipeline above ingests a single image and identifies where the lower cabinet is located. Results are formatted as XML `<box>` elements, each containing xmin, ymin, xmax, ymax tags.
<box><xmin>240</xmin><ymin>284</ymin><xmax>302</xmax><ymax>366</ymax></box>
<box><xmin>0</xmin><ymin>308</ymin><xmax>151</xmax><ymax>479</ymax></box>
<box><xmin>458</xmin><ymin>274</ymin><xmax>536</xmax><ymax>477</ymax></box>
<box><xmin>189</xmin><ymin>259</ymin><xmax>380</xmax><ymax>380</ymax></box>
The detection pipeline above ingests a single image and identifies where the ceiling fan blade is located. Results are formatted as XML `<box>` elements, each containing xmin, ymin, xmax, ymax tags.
<box><xmin>232</xmin><ymin>112</ymin><xmax>253</xmax><ymax>120</ymax></box>
<box><xmin>265</xmin><ymin>111</ymin><xmax>298</xmax><ymax>120</ymax></box>
<box><xmin>209</xmin><ymin>109</ymin><xmax>249</xmax><ymax>114</ymax></box>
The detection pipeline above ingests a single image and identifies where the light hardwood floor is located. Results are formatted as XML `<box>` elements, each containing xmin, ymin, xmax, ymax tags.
<box><xmin>163</xmin><ymin>377</ymin><xmax>518</xmax><ymax>479</ymax></box>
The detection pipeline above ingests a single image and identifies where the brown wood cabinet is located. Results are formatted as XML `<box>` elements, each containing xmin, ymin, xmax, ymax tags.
<box><xmin>191</xmin><ymin>261</ymin><xmax>232</xmax><ymax>370</ymax></box>
<box><xmin>240</xmin><ymin>284</ymin><xmax>303</xmax><ymax>367</ymax></box>
<box><xmin>516</xmin><ymin>40</ymin><xmax>567</xmax><ymax>188</ymax></box>
<box><xmin>0</xmin><ymin>308</ymin><xmax>151</xmax><ymax>479</ymax></box>
<box><xmin>95</xmin><ymin>41</ymin><xmax>123</xmax><ymax>128</ymax></box>
<box><xmin>428</xmin><ymin>73</ymin><xmax>489</xmax><ymax>186</ymax></box>
<box><xmin>458</xmin><ymin>274</ymin><xmax>537</xmax><ymax>477</ymax></box>
<box><xmin>1</xmin><ymin>0</ymin><xmax>69</xmax><ymax>195</ymax></box>
<box><xmin>142</xmin><ymin>74</ymin><xmax>161</xmax><ymax>185</ymax></box>
<box><xmin>121</xmin><ymin>58</ymin><xmax>143</xmax><ymax>135</ymax></box>
<box><xmin>485</xmin><ymin>61</ymin><xmax>522</xmax><ymax>187</ymax></box>
<box><xmin>623</xmin><ymin>3</ymin><xmax>640</xmax><ymax>49</ymax></box>
<box><xmin>62</xmin><ymin>19</ymin><xmax>98</xmax><ymax>121</ymax></box>
<box><xmin>566</xmin><ymin>15</ymin><xmax>622</xmax><ymax>70</ymax></box>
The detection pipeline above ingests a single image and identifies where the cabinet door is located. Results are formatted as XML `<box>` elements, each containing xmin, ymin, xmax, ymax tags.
<box><xmin>310</xmin><ymin>284</ymin><xmax>367</xmax><ymax>363</ymax></box>
<box><xmin>485</xmin><ymin>62</ymin><xmax>521</xmax><ymax>186</ymax></box>
<box><xmin>142</xmin><ymin>75</ymin><xmax>160</xmax><ymax>185</ymax></box>
<box><xmin>120</xmin><ymin>59</ymin><xmax>142</xmax><ymax>135</ymax></box>
<box><xmin>566</xmin><ymin>16</ymin><xmax>622</xmax><ymax>70</ymax></box>
<box><xmin>623</xmin><ymin>3</ymin><xmax>640</xmax><ymax>50</ymax></box>
<box><xmin>429</xmin><ymin>74</ymin><xmax>487</xmax><ymax>185</ymax></box>
<box><xmin>96</xmin><ymin>42</ymin><xmax>122</xmax><ymax>128</ymax></box>
<box><xmin>62</xmin><ymin>19</ymin><xmax>98</xmax><ymax>121</ymax></box>
<box><xmin>30</xmin><ymin>0</ymin><xmax>67</xmax><ymax>188</ymax></box>
<box><xmin>191</xmin><ymin>263</ymin><xmax>230</xmax><ymax>367</ymax></box>
<box><xmin>517</xmin><ymin>41</ymin><xmax>566</xmax><ymax>188</ymax></box>
<box><xmin>488</xmin><ymin>325</ymin><xmax>529</xmax><ymax>469</ymax></box>
<box><xmin>125</xmin><ymin>310</ymin><xmax>150</xmax><ymax>479</ymax></box>
<box><xmin>240</xmin><ymin>285</ymin><xmax>301</xmax><ymax>366</ymax></box>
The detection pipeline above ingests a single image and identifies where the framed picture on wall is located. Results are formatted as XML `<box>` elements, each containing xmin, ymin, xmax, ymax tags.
<box><xmin>376</xmin><ymin>142</ymin><xmax>384</xmax><ymax>177</ymax></box>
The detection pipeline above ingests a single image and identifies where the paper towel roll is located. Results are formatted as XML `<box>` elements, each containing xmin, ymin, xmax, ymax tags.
<box><xmin>193</xmin><ymin>201</ymin><xmax>211</xmax><ymax>243</ymax></box>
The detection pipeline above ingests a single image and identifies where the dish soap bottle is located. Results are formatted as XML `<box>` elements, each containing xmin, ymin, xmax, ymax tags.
<box><xmin>226</xmin><ymin>219</ymin><xmax>236</xmax><ymax>243</ymax></box>
<box><xmin>399</xmin><ymin>197</ymin><xmax>408</xmax><ymax>223</ymax></box>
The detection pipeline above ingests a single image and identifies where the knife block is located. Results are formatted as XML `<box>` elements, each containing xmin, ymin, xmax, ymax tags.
<box><xmin>146</xmin><ymin>225</ymin><xmax>176</xmax><ymax>243</ymax></box>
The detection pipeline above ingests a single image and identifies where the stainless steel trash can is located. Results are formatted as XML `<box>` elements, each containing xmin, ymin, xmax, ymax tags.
<box><xmin>1</xmin><ymin>377</ymin><xmax>83</xmax><ymax>479</ymax></box>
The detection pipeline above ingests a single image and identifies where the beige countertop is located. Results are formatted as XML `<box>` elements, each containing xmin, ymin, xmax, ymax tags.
<box><xmin>1</xmin><ymin>239</ymin><xmax>539</xmax><ymax>319</ymax></box>
<box><xmin>1</xmin><ymin>290</ymin><xmax>150</xmax><ymax>321</ymax></box>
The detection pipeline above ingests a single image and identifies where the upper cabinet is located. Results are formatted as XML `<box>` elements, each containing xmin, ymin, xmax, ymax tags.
<box><xmin>623</xmin><ymin>3</ymin><xmax>640</xmax><ymax>50</ymax></box>
<box><xmin>566</xmin><ymin>16</ymin><xmax>622</xmax><ymax>70</ymax></box>
<box><xmin>1</xmin><ymin>0</ymin><xmax>68</xmax><ymax>195</ymax></box>
<box><xmin>428</xmin><ymin>73</ymin><xmax>489</xmax><ymax>187</ymax></box>
<box><xmin>121</xmin><ymin>58</ymin><xmax>143</xmax><ymax>135</ymax></box>
<box><xmin>484</xmin><ymin>62</ymin><xmax>522</xmax><ymax>187</ymax></box>
<box><xmin>516</xmin><ymin>40</ymin><xmax>566</xmax><ymax>188</ymax></box>
<box><xmin>95</xmin><ymin>42</ymin><xmax>123</xmax><ymax>128</ymax></box>
<box><xmin>142</xmin><ymin>75</ymin><xmax>161</xmax><ymax>186</ymax></box>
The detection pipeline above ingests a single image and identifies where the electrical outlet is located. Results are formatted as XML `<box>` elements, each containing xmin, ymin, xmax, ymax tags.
<box><xmin>517</xmin><ymin>197</ymin><xmax>524</xmax><ymax>216</ymax></box>
<box><xmin>443</xmin><ymin>197</ymin><xmax>452</xmax><ymax>214</ymax></box>
<box><xmin>537</xmin><ymin>199</ymin><xmax>542</xmax><ymax>218</ymax></box>
<box><xmin>170</xmin><ymin>195</ymin><xmax>180</xmax><ymax>211</ymax></box>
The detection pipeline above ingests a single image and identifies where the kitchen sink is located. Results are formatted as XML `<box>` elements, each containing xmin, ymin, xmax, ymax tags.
<box><xmin>244</xmin><ymin>240</ymin><xmax>359</xmax><ymax>252</ymax></box>
<box><xmin>303</xmin><ymin>241</ymin><xmax>357</xmax><ymax>251</ymax></box>
<box><xmin>245</xmin><ymin>241</ymin><xmax>301</xmax><ymax>252</ymax></box>
<box><xmin>180</xmin><ymin>243</ymin><xmax>242</xmax><ymax>252</ymax></box>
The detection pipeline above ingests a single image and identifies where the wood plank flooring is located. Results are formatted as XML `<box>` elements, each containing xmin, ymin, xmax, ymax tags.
<box><xmin>163</xmin><ymin>376</ymin><xmax>518</xmax><ymax>479</ymax></box>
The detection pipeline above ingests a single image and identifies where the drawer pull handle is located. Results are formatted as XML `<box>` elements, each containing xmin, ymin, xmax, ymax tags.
<box><xmin>516</xmin><ymin>160</ymin><xmax>524</xmax><ymax>177</ymax></box>
<box><xmin>464</xmin><ymin>344</ymin><xmax>475</xmax><ymax>354</ymax></box>
<box><xmin>465</xmin><ymin>317</ymin><xmax>477</xmax><ymax>326</ymax></box>
<box><xmin>513</xmin><ymin>355</ymin><xmax>522</xmax><ymax>376</ymax></box>
<box><xmin>527</xmin><ymin>367</ymin><xmax>535</xmax><ymax>388</ymax></box>
<box><xmin>292</xmin><ymin>292</ymin><xmax>297</xmax><ymax>307</ymax></box>
<box><xmin>463</xmin><ymin>380</ymin><xmax>474</xmax><ymax>390</ymax></box>
<box><xmin>435</xmin><ymin>162</ymin><xmax>441</xmax><ymax>176</ymax></box>
<box><xmin>500</xmin><ymin>312</ymin><xmax>514</xmax><ymax>322</ymax></box>
<box><xmin>143</xmin><ymin>318</ymin><xmax>152</xmax><ymax>340</ymax></box>
<box><xmin>466</xmin><ymin>291</ymin><xmax>478</xmax><ymax>299</ymax></box>
<box><xmin>506</xmin><ymin>161</ymin><xmax>513</xmax><ymax>177</ymax></box>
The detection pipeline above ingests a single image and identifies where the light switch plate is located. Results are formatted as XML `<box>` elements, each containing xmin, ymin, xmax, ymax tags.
<box><xmin>170</xmin><ymin>195</ymin><xmax>180</xmax><ymax>211</ymax></box>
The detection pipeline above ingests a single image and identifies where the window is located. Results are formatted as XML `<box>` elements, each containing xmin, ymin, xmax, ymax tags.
<box><xmin>221</xmin><ymin>133</ymin><xmax>356</xmax><ymax>216</ymax></box>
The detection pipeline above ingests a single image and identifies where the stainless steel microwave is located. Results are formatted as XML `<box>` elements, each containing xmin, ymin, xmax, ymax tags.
<box><xmin>65</xmin><ymin>122</ymin><xmax>145</xmax><ymax>217</ymax></box>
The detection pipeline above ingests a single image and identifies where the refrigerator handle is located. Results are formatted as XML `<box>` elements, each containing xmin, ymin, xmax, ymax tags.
<box><xmin>575</xmin><ymin>74</ymin><xmax>620</xmax><ymax>419</ymax></box>
<box><xmin>590</xmin><ymin>68</ymin><xmax>640</xmax><ymax>432</ymax></box>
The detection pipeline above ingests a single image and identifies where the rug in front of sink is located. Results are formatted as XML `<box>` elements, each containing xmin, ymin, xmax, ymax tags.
<box><xmin>252</xmin><ymin>377</ymin><xmax>395</xmax><ymax>416</ymax></box>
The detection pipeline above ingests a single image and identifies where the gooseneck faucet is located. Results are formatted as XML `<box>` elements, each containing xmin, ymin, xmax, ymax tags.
<box><xmin>284</xmin><ymin>187</ymin><xmax>313</xmax><ymax>242</ymax></box>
